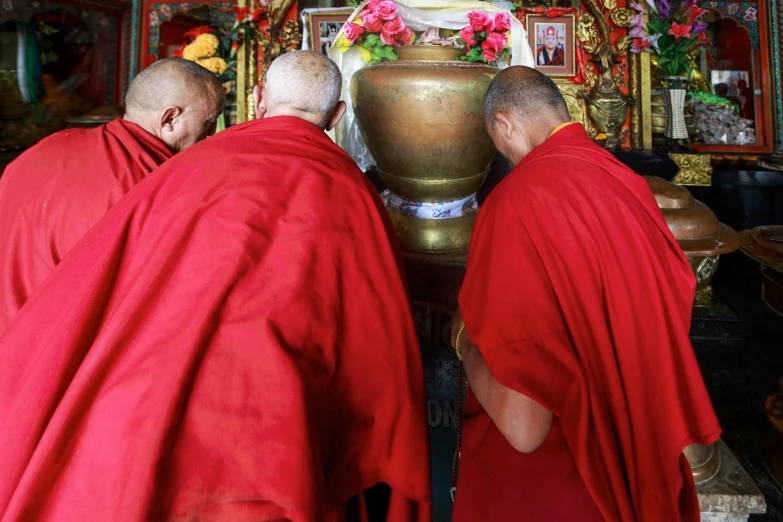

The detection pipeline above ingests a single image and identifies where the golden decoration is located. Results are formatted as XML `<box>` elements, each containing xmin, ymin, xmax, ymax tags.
<box><xmin>615</xmin><ymin>35</ymin><xmax>632</xmax><ymax>56</ymax></box>
<box><xmin>670</xmin><ymin>153</ymin><xmax>713</xmax><ymax>186</ymax></box>
<box><xmin>555</xmin><ymin>80</ymin><xmax>593</xmax><ymax>134</ymax></box>
<box><xmin>280</xmin><ymin>19</ymin><xmax>303</xmax><ymax>52</ymax></box>
<box><xmin>603</xmin><ymin>0</ymin><xmax>618</xmax><ymax>12</ymax></box>
<box><xmin>609</xmin><ymin>8</ymin><xmax>633</xmax><ymax>28</ymax></box>
<box><xmin>694</xmin><ymin>285</ymin><xmax>713</xmax><ymax>307</ymax></box>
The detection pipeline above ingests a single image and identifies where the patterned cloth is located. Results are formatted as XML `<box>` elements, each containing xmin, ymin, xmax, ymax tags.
<box><xmin>382</xmin><ymin>190</ymin><xmax>478</xmax><ymax>219</ymax></box>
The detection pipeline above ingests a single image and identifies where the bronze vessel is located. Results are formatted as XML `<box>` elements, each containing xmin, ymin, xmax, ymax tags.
<box><xmin>351</xmin><ymin>46</ymin><xmax>497</xmax><ymax>252</ymax></box>
<box><xmin>646</xmin><ymin>177</ymin><xmax>739</xmax><ymax>306</ymax></box>
<box><xmin>739</xmin><ymin>226</ymin><xmax>783</xmax><ymax>317</ymax></box>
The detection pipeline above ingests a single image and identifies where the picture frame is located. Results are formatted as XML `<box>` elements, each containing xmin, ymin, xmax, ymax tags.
<box><xmin>525</xmin><ymin>13</ymin><xmax>576</xmax><ymax>77</ymax></box>
<box><xmin>303</xmin><ymin>8</ymin><xmax>355</xmax><ymax>56</ymax></box>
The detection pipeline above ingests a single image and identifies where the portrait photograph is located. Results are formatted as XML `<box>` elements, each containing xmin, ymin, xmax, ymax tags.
<box><xmin>525</xmin><ymin>14</ymin><xmax>576</xmax><ymax>77</ymax></box>
<box><xmin>304</xmin><ymin>9</ymin><xmax>355</xmax><ymax>56</ymax></box>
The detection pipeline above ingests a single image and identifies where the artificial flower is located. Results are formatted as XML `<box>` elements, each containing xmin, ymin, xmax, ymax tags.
<box><xmin>629</xmin><ymin>25</ymin><xmax>645</xmax><ymax>39</ymax></box>
<box><xmin>344</xmin><ymin>22</ymin><xmax>366</xmax><ymax>43</ymax></box>
<box><xmin>382</xmin><ymin>16</ymin><xmax>405</xmax><ymax>35</ymax></box>
<box><xmin>643</xmin><ymin>0</ymin><xmax>657</xmax><ymax>12</ymax></box>
<box><xmin>183</xmin><ymin>25</ymin><xmax>214</xmax><ymax>41</ymax></box>
<box><xmin>494</xmin><ymin>11</ymin><xmax>511</xmax><ymax>32</ymax></box>
<box><xmin>658</xmin><ymin>0</ymin><xmax>671</xmax><ymax>17</ymax></box>
<box><xmin>630</xmin><ymin>2</ymin><xmax>645</xmax><ymax>12</ymax></box>
<box><xmin>467</xmin><ymin>11</ymin><xmax>493</xmax><ymax>32</ymax></box>
<box><xmin>397</xmin><ymin>27</ymin><xmax>414</xmax><ymax>45</ymax></box>
<box><xmin>375</xmin><ymin>1</ymin><xmax>399</xmax><ymax>21</ymax></box>
<box><xmin>631</xmin><ymin>38</ymin><xmax>651</xmax><ymax>53</ymax></box>
<box><xmin>692</xmin><ymin>22</ymin><xmax>707</xmax><ymax>34</ymax></box>
<box><xmin>697</xmin><ymin>30</ymin><xmax>711</xmax><ymax>43</ymax></box>
<box><xmin>459</xmin><ymin>27</ymin><xmax>477</xmax><ymax>46</ymax></box>
<box><xmin>232</xmin><ymin>6</ymin><xmax>250</xmax><ymax>22</ymax></box>
<box><xmin>482</xmin><ymin>31</ymin><xmax>507</xmax><ymax>53</ymax></box>
<box><xmin>196</xmin><ymin>56</ymin><xmax>228</xmax><ymax>75</ymax></box>
<box><xmin>687</xmin><ymin>6</ymin><xmax>709</xmax><ymax>25</ymax></box>
<box><xmin>630</xmin><ymin>13</ymin><xmax>644</xmax><ymax>28</ymax></box>
<box><xmin>668</xmin><ymin>21</ymin><xmax>691</xmax><ymax>41</ymax></box>
<box><xmin>646</xmin><ymin>33</ymin><xmax>661</xmax><ymax>49</ymax></box>
<box><xmin>333</xmin><ymin>34</ymin><xmax>353</xmax><ymax>53</ymax></box>
<box><xmin>482</xmin><ymin>48</ymin><xmax>496</xmax><ymax>62</ymax></box>
<box><xmin>359</xmin><ymin>45</ymin><xmax>372</xmax><ymax>62</ymax></box>
<box><xmin>361</xmin><ymin>11</ymin><xmax>383</xmax><ymax>32</ymax></box>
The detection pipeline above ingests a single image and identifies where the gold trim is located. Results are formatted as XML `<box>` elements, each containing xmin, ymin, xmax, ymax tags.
<box><xmin>640</xmin><ymin>52</ymin><xmax>652</xmax><ymax>150</ymax></box>
<box><xmin>671</xmin><ymin>153</ymin><xmax>712</xmax><ymax>186</ymax></box>
<box><xmin>630</xmin><ymin>52</ymin><xmax>640</xmax><ymax>149</ymax></box>
<box><xmin>236</xmin><ymin>0</ymin><xmax>250</xmax><ymax>124</ymax></box>
<box><xmin>694</xmin><ymin>285</ymin><xmax>712</xmax><ymax>307</ymax></box>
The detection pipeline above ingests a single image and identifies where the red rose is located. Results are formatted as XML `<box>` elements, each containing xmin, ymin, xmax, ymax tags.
<box><xmin>494</xmin><ymin>11</ymin><xmax>511</xmax><ymax>32</ymax></box>
<box><xmin>361</xmin><ymin>11</ymin><xmax>383</xmax><ymax>32</ymax></box>
<box><xmin>482</xmin><ymin>31</ymin><xmax>507</xmax><ymax>52</ymax></box>
<box><xmin>382</xmin><ymin>16</ymin><xmax>405</xmax><ymax>35</ymax></box>
<box><xmin>396</xmin><ymin>27</ymin><xmax>413</xmax><ymax>45</ymax></box>
<box><xmin>380</xmin><ymin>30</ymin><xmax>396</xmax><ymax>45</ymax></box>
<box><xmin>460</xmin><ymin>27</ymin><xmax>477</xmax><ymax>46</ymax></box>
<box><xmin>483</xmin><ymin>48</ymin><xmax>497</xmax><ymax>62</ymax></box>
<box><xmin>366</xmin><ymin>0</ymin><xmax>382</xmax><ymax>12</ymax></box>
<box><xmin>376</xmin><ymin>1</ymin><xmax>399</xmax><ymax>21</ymax></box>
<box><xmin>467</xmin><ymin>10</ymin><xmax>492</xmax><ymax>32</ymax></box>
<box><xmin>344</xmin><ymin>21</ymin><xmax>366</xmax><ymax>43</ymax></box>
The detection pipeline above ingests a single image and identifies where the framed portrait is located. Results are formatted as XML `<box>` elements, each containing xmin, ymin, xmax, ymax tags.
<box><xmin>525</xmin><ymin>13</ymin><xmax>576</xmax><ymax>77</ymax></box>
<box><xmin>303</xmin><ymin>8</ymin><xmax>355</xmax><ymax>56</ymax></box>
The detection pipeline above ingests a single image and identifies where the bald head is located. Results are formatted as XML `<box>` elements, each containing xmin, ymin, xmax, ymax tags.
<box><xmin>255</xmin><ymin>51</ymin><xmax>344</xmax><ymax>130</ymax></box>
<box><xmin>124</xmin><ymin>58</ymin><xmax>225</xmax><ymax>152</ymax></box>
<box><xmin>484</xmin><ymin>66</ymin><xmax>571</xmax><ymax>165</ymax></box>
<box><xmin>485</xmin><ymin>66</ymin><xmax>570</xmax><ymax>127</ymax></box>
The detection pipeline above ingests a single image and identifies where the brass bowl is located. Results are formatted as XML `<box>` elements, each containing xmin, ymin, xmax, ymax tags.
<box><xmin>646</xmin><ymin>177</ymin><xmax>739</xmax><ymax>302</ymax></box>
<box><xmin>739</xmin><ymin>226</ymin><xmax>783</xmax><ymax>316</ymax></box>
<box><xmin>351</xmin><ymin>46</ymin><xmax>497</xmax><ymax>203</ymax></box>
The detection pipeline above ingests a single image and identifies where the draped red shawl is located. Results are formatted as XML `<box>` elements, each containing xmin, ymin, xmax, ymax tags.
<box><xmin>0</xmin><ymin>116</ymin><xmax>431</xmax><ymax>522</ymax></box>
<box><xmin>0</xmin><ymin>118</ymin><xmax>173</xmax><ymax>333</ymax></box>
<box><xmin>458</xmin><ymin>124</ymin><xmax>720</xmax><ymax>521</ymax></box>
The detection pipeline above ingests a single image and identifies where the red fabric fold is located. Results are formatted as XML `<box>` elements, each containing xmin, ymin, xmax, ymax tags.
<box><xmin>0</xmin><ymin>116</ymin><xmax>431</xmax><ymax>522</ymax></box>
<box><xmin>0</xmin><ymin>118</ymin><xmax>173</xmax><ymax>333</ymax></box>
<box><xmin>457</xmin><ymin>124</ymin><xmax>719</xmax><ymax>521</ymax></box>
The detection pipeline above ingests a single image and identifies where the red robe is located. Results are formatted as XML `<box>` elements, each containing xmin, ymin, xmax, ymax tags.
<box><xmin>456</xmin><ymin>124</ymin><xmax>720</xmax><ymax>521</ymax></box>
<box><xmin>0</xmin><ymin>116</ymin><xmax>431</xmax><ymax>522</ymax></box>
<box><xmin>0</xmin><ymin>118</ymin><xmax>173</xmax><ymax>333</ymax></box>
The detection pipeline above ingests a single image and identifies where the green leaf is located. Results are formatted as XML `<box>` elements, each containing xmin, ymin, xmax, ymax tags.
<box><xmin>365</xmin><ymin>33</ymin><xmax>380</xmax><ymax>45</ymax></box>
<box><xmin>455</xmin><ymin>37</ymin><xmax>465</xmax><ymax>46</ymax></box>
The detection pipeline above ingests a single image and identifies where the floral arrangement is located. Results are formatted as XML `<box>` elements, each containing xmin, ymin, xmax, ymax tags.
<box><xmin>335</xmin><ymin>0</ymin><xmax>414</xmax><ymax>63</ymax></box>
<box><xmin>456</xmin><ymin>11</ymin><xmax>511</xmax><ymax>63</ymax></box>
<box><xmin>175</xmin><ymin>5</ymin><xmax>266</xmax><ymax>82</ymax></box>
<box><xmin>628</xmin><ymin>0</ymin><xmax>710</xmax><ymax>77</ymax></box>
<box><xmin>335</xmin><ymin>2</ymin><xmax>511</xmax><ymax>65</ymax></box>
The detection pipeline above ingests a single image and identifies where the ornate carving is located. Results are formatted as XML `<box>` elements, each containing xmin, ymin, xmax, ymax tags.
<box><xmin>696</xmin><ymin>256</ymin><xmax>719</xmax><ymax>284</ymax></box>
<box><xmin>555</xmin><ymin>80</ymin><xmax>593</xmax><ymax>135</ymax></box>
<box><xmin>671</xmin><ymin>153</ymin><xmax>713</xmax><ymax>186</ymax></box>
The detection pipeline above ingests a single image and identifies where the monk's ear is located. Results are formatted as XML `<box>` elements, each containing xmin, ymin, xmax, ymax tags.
<box><xmin>159</xmin><ymin>106</ymin><xmax>183</xmax><ymax>133</ymax></box>
<box><xmin>325</xmin><ymin>101</ymin><xmax>346</xmax><ymax>132</ymax></box>
<box><xmin>253</xmin><ymin>85</ymin><xmax>266</xmax><ymax>119</ymax></box>
<box><xmin>494</xmin><ymin>111</ymin><xmax>516</xmax><ymax>141</ymax></box>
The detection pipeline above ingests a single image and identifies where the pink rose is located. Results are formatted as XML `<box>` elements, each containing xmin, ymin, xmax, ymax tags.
<box><xmin>376</xmin><ymin>0</ymin><xmax>398</xmax><ymax>21</ymax></box>
<box><xmin>380</xmin><ymin>30</ymin><xmax>396</xmax><ymax>45</ymax></box>
<box><xmin>482</xmin><ymin>31</ymin><xmax>507</xmax><ymax>52</ymax></box>
<box><xmin>365</xmin><ymin>0</ymin><xmax>382</xmax><ymax>12</ymax></box>
<box><xmin>343</xmin><ymin>21</ymin><xmax>365</xmax><ymax>43</ymax></box>
<box><xmin>397</xmin><ymin>27</ymin><xmax>413</xmax><ymax>45</ymax></box>
<box><xmin>460</xmin><ymin>27</ymin><xmax>477</xmax><ymax>46</ymax></box>
<box><xmin>494</xmin><ymin>11</ymin><xmax>511</xmax><ymax>32</ymax></box>
<box><xmin>468</xmin><ymin>10</ymin><xmax>492</xmax><ymax>32</ymax></box>
<box><xmin>382</xmin><ymin>16</ymin><xmax>405</xmax><ymax>35</ymax></box>
<box><xmin>483</xmin><ymin>48</ymin><xmax>496</xmax><ymax>62</ymax></box>
<box><xmin>360</xmin><ymin>11</ymin><xmax>383</xmax><ymax>32</ymax></box>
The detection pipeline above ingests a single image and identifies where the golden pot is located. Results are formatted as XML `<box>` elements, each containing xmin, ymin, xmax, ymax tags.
<box><xmin>351</xmin><ymin>46</ymin><xmax>497</xmax><ymax>252</ymax></box>
<box><xmin>646</xmin><ymin>177</ymin><xmax>739</xmax><ymax>305</ymax></box>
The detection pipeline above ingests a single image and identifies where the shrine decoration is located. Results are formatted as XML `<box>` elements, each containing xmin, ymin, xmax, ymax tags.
<box><xmin>328</xmin><ymin>0</ymin><xmax>531</xmax><ymax>252</ymax></box>
<box><xmin>628</xmin><ymin>0</ymin><xmax>711</xmax><ymax>141</ymax></box>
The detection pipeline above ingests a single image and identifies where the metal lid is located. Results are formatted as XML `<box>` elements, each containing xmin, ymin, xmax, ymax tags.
<box><xmin>645</xmin><ymin>176</ymin><xmax>739</xmax><ymax>257</ymax></box>
<box><xmin>739</xmin><ymin>225</ymin><xmax>783</xmax><ymax>272</ymax></box>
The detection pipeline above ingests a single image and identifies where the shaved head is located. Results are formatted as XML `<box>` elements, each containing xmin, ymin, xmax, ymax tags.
<box><xmin>257</xmin><ymin>51</ymin><xmax>343</xmax><ymax>129</ymax></box>
<box><xmin>485</xmin><ymin>66</ymin><xmax>570</xmax><ymax>127</ymax></box>
<box><xmin>124</xmin><ymin>58</ymin><xmax>225</xmax><ymax>152</ymax></box>
<box><xmin>125</xmin><ymin>58</ymin><xmax>223</xmax><ymax>114</ymax></box>
<box><xmin>484</xmin><ymin>66</ymin><xmax>571</xmax><ymax>165</ymax></box>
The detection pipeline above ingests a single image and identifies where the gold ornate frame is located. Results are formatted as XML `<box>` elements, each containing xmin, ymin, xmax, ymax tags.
<box><xmin>302</xmin><ymin>8</ymin><xmax>355</xmax><ymax>55</ymax></box>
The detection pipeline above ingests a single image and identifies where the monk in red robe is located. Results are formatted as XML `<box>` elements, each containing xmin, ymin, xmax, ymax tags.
<box><xmin>0</xmin><ymin>58</ymin><xmax>224</xmax><ymax>333</ymax></box>
<box><xmin>0</xmin><ymin>50</ymin><xmax>430</xmax><ymax>522</ymax></box>
<box><xmin>450</xmin><ymin>67</ymin><xmax>720</xmax><ymax>521</ymax></box>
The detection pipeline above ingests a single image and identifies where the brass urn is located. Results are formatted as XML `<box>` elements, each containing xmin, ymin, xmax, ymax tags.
<box><xmin>351</xmin><ymin>46</ymin><xmax>498</xmax><ymax>252</ymax></box>
<box><xmin>739</xmin><ymin>226</ymin><xmax>783</xmax><ymax>317</ymax></box>
<box><xmin>646</xmin><ymin>177</ymin><xmax>739</xmax><ymax>307</ymax></box>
